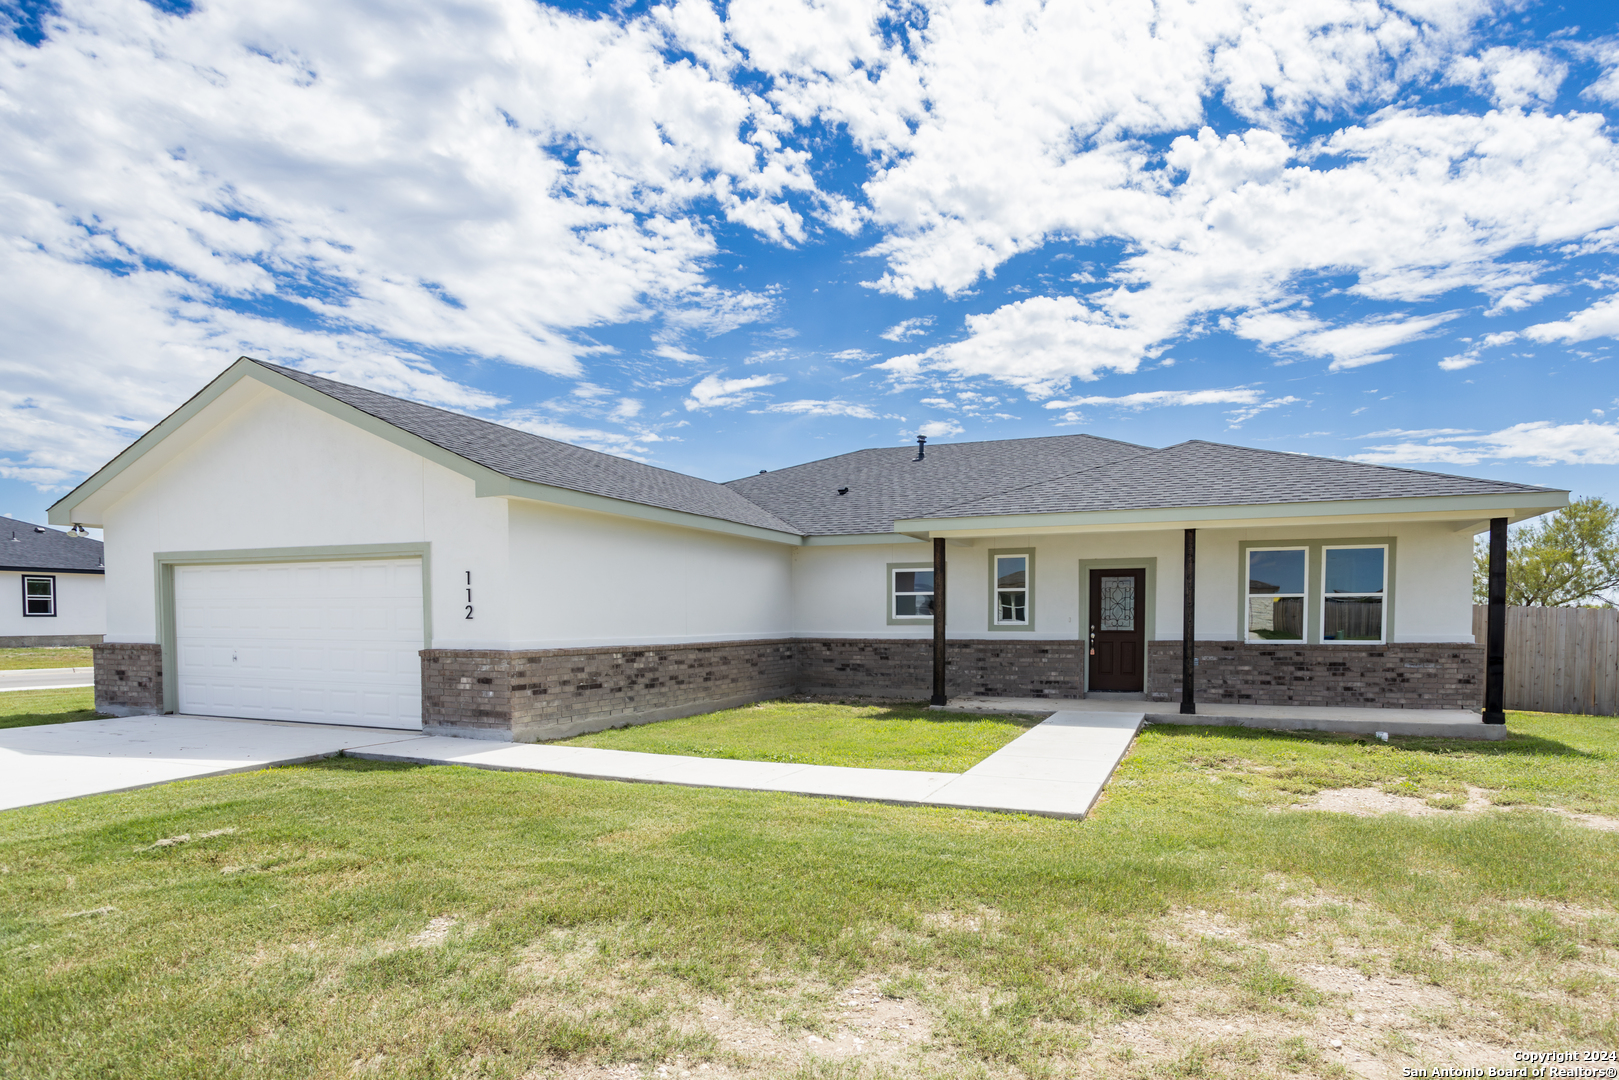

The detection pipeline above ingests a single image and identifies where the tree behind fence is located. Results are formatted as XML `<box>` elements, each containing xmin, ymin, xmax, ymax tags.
<box><xmin>1471</xmin><ymin>605</ymin><xmax>1619</xmax><ymax>716</ymax></box>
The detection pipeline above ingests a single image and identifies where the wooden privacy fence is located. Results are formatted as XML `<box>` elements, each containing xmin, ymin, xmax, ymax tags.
<box><xmin>1471</xmin><ymin>605</ymin><xmax>1619</xmax><ymax>716</ymax></box>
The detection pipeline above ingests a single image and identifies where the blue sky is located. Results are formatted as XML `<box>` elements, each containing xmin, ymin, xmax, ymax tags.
<box><xmin>3</xmin><ymin>0</ymin><xmax>1619</xmax><ymax>531</ymax></box>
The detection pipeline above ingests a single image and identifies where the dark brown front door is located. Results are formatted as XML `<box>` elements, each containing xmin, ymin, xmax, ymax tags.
<box><xmin>1088</xmin><ymin>568</ymin><xmax>1146</xmax><ymax>692</ymax></box>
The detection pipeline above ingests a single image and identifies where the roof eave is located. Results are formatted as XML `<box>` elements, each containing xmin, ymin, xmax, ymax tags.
<box><xmin>893</xmin><ymin>490</ymin><xmax>1570</xmax><ymax>538</ymax></box>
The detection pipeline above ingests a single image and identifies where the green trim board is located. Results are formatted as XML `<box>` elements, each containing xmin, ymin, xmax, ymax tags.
<box><xmin>885</xmin><ymin>561</ymin><xmax>935</xmax><ymax>626</ymax></box>
<box><xmin>985</xmin><ymin>548</ymin><xmax>1036</xmax><ymax>631</ymax></box>
<box><xmin>1236</xmin><ymin>537</ymin><xmax>1396</xmax><ymax>646</ymax></box>
<box><xmin>153</xmin><ymin>543</ymin><xmax>431</xmax><ymax>714</ymax></box>
<box><xmin>51</xmin><ymin>359</ymin><xmax>803</xmax><ymax>547</ymax></box>
<box><xmin>893</xmin><ymin>490</ymin><xmax>1567</xmax><ymax>537</ymax></box>
<box><xmin>1077</xmin><ymin>557</ymin><xmax>1156</xmax><ymax>694</ymax></box>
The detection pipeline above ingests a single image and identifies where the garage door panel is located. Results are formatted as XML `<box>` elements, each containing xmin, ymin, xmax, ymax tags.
<box><xmin>175</xmin><ymin>558</ymin><xmax>422</xmax><ymax>729</ymax></box>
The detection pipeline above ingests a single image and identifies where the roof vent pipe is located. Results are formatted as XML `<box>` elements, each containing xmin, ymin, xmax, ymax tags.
<box><xmin>914</xmin><ymin>434</ymin><xmax>927</xmax><ymax>461</ymax></box>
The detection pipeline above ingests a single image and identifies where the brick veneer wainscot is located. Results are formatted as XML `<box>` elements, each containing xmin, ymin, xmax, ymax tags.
<box><xmin>1146</xmin><ymin>641</ymin><xmax>1483</xmax><ymax>710</ymax></box>
<box><xmin>91</xmin><ymin>642</ymin><xmax>164</xmax><ymax>717</ymax></box>
<box><xmin>422</xmin><ymin>640</ymin><xmax>797</xmax><ymax>741</ymax></box>
<box><xmin>423</xmin><ymin>637</ymin><xmax>1086</xmax><ymax>741</ymax></box>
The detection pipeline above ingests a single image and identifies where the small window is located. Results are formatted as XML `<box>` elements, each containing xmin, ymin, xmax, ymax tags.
<box><xmin>1322</xmin><ymin>546</ymin><xmax>1386</xmax><ymax>643</ymax></box>
<box><xmin>892</xmin><ymin>568</ymin><xmax>934</xmax><ymax>619</ymax></box>
<box><xmin>994</xmin><ymin>554</ymin><xmax>1028</xmax><ymax>625</ymax></box>
<box><xmin>23</xmin><ymin>575</ymin><xmax>56</xmax><ymax>617</ymax></box>
<box><xmin>1246</xmin><ymin>548</ymin><xmax>1305</xmax><ymax>643</ymax></box>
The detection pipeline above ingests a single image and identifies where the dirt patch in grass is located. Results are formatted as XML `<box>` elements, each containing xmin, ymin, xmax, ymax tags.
<box><xmin>1295</xmin><ymin>786</ymin><xmax>1619</xmax><ymax>831</ymax></box>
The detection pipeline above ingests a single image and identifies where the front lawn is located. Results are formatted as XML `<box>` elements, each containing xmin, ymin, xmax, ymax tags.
<box><xmin>0</xmin><ymin>646</ymin><xmax>93</xmax><ymax>670</ymax></box>
<box><xmin>0</xmin><ymin>686</ymin><xmax>101</xmax><ymax>730</ymax></box>
<box><xmin>555</xmin><ymin>698</ymin><xmax>1044</xmax><ymax>772</ymax></box>
<box><xmin>1</xmin><ymin>711</ymin><xmax>1615</xmax><ymax>1079</ymax></box>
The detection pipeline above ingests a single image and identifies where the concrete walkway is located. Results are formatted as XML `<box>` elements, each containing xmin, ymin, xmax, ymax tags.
<box><xmin>350</xmin><ymin>709</ymin><xmax>1146</xmax><ymax>818</ymax></box>
<box><xmin>0</xmin><ymin>667</ymin><xmax>94</xmax><ymax>692</ymax></box>
<box><xmin>3</xmin><ymin>710</ymin><xmax>1146</xmax><ymax>818</ymax></box>
<box><xmin>0</xmin><ymin>715</ymin><xmax>409</xmax><ymax>810</ymax></box>
<box><xmin>941</xmin><ymin>696</ymin><xmax>1506</xmax><ymax>740</ymax></box>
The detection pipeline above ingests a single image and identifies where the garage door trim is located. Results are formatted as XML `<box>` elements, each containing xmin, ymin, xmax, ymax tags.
<box><xmin>156</xmin><ymin>542</ymin><xmax>432</xmax><ymax>715</ymax></box>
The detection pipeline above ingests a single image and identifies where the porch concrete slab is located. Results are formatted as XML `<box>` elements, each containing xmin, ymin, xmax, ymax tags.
<box><xmin>0</xmin><ymin>714</ymin><xmax>414</xmax><ymax>811</ymax></box>
<box><xmin>0</xmin><ymin>666</ymin><xmax>94</xmax><ymax>692</ymax></box>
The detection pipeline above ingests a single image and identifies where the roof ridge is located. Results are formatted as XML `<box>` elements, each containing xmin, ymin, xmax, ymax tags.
<box><xmin>1174</xmin><ymin>438</ymin><xmax>1560</xmax><ymax>493</ymax></box>
<box><xmin>722</xmin><ymin>431</ymin><xmax>1154</xmax><ymax>487</ymax></box>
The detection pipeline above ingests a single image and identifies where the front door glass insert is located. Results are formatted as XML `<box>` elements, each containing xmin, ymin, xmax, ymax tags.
<box><xmin>1099</xmin><ymin>575</ymin><xmax>1135</xmax><ymax>631</ymax></box>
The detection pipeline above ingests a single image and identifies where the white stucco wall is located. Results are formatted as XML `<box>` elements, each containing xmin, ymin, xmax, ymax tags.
<box><xmin>790</xmin><ymin>521</ymin><xmax>1476</xmax><ymax>643</ymax></box>
<box><xmin>99</xmin><ymin>382</ymin><xmax>512</xmax><ymax>648</ymax></box>
<box><xmin>505</xmin><ymin>500</ymin><xmax>794</xmax><ymax>648</ymax></box>
<box><xmin>0</xmin><ymin>570</ymin><xmax>105</xmax><ymax>638</ymax></box>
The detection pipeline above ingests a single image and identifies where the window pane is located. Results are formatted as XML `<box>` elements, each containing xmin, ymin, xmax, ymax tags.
<box><xmin>996</xmin><ymin>556</ymin><xmax>1026</xmax><ymax>590</ymax></box>
<box><xmin>1248</xmin><ymin>549</ymin><xmax>1305</xmax><ymax>595</ymax></box>
<box><xmin>1099</xmin><ymin>575</ymin><xmax>1135</xmax><ymax>631</ymax></box>
<box><xmin>25</xmin><ymin>579</ymin><xmax>53</xmax><ymax>596</ymax></box>
<box><xmin>895</xmin><ymin>594</ymin><xmax>934</xmax><ymax>617</ymax></box>
<box><xmin>1324</xmin><ymin>596</ymin><xmax>1383</xmax><ymax>640</ymax></box>
<box><xmin>1247</xmin><ymin>596</ymin><xmax>1304</xmax><ymax>641</ymax></box>
<box><xmin>997</xmin><ymin>591</ymin><xmax>1026</xmax><ymax>622</ymax></box>
<box><xmin>894</xmin><ymin>570</ymin><xmax>933</xmax><ymax>593</ymax></box>
<box><xmin>25</xmin><ymin>598</ymin><xmax>52</xmax><ymax>615</ymax></box>
<box><xmin>1324</xmin><ymin>548</ymin><xmax>1384</xmax><ymax>594</ymax></box>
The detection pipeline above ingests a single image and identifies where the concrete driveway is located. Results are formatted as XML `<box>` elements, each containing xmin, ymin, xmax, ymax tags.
<box><xmin>0</xmin><ymin>715</ymin><xmax>416</xmax><ymax>811</ymax></box>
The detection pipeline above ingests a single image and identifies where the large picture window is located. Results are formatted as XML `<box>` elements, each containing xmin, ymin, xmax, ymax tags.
<box><xmin>891</xmin><ymin>567</ymin><xmax>934</xmax><ymax>620</ymax></box>
<box><xmin>1322</xmin><ymin>545</ymin><xmax>1386</xmax><ymax>643</ymax></box>
<box><xmin>993</xmin><ymin>554</ymin><xmax>1028</xmax><ymax>625</ymax></box>
<box><xmin>1246</xmin><ymin>548</ymin><xmax>1305</xmax><ymax>643</ymax></box>
<box><xmin>23</xmin><ymin>574</ymin><xmax>56</xmax><ymax>617</ymax></box>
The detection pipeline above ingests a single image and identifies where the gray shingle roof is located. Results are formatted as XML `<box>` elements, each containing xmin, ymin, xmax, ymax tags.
<box><xmin>254</xmin><ymin>361</ymin><xmax>800</xmax><ymax>535</ymax></box>
<box><xmin>250</xmin><ymin>361</ymin><xmax>1559</xmax><ymax>541</ymax></box>
<box><xmin>922</xmin><ymin>440</ymin><xmax>1558</xmax><ymax>519</ymax></box>
<box><xmin>723</xmin><ymin>435</ymin><xmax>1152</xmax><ymax>535</ymax></box>
<box><xmin>0</xmin><ymin>516</ymin><xmax>104</xmax><ymax>573</ymax></box>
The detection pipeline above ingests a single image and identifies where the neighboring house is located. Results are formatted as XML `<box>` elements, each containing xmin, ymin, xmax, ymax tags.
<box><xmin>49</xmin><ymin>358</ymin><xmax>1565</xmax><ymax>735</ymax></box>
<box><xmin>0</xmin><ymin>515</ymin><xmax>105</xmax><ymax>647</ymax></box>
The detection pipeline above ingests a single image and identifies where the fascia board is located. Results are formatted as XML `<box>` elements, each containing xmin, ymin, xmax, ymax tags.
<box><xmin>801</xmin><ymin>533</ymin><xmax>926</xmax><ymax>546</ymax></box>
<box><xmin>891</xmin><ymin>491</ymin><xmax>1569</xmax><ymax>537</ymax></box>
<box><xmin>481</xmin><ymin>475</ymin><xmax>803</xmax><ymax>546</ymax></box>
<box><xmin>50</xmin><ymin>358</ymin><xmax>805</xmax><ymax>545</ymax></box>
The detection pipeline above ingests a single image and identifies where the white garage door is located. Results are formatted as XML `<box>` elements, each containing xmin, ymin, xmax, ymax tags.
<box><xmin>175</xmin><ymin>558</ymin><xmax>423</xmax><ymax>729</ymax></box>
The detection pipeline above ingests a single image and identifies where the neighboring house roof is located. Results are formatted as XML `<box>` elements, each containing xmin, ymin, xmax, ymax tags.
<box><xmin>723</xmin><ymin>435</ymin><xmax>1152</xmax><ymax>536</ymax></box>
<box><xmin>919</xmin><ymin>439</ymin><xmax>1558</xmax><ymax>521</ymax></box>
<box><xmin>0</xmin><ymin>516</ymin><xmax>104</xmax><ymax>574</ymax></box>
<box><xmin>254</xmin><ymin>362</ymin><xmax>801</xmax><ymax>535</ymax></box>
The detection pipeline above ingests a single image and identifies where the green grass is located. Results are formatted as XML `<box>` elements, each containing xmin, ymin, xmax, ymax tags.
<box><xmin>1</xmin><ymin>711</ymin><xmax>1615</xmax><ymax>1079</ymax></box>
<box><xmin>0</xmin><ymin>686</ymin><xmax>101</xmax><ymax>730</ymax></box>
<box><xmin>556</xmin><ymin>699</ymin><xmax>1043</xmax><ymax>772</ymax></box>
<box><xmin>0</xmin><ymin>646</ymin><xmax>93</xmax><ymax>670</ymax></box>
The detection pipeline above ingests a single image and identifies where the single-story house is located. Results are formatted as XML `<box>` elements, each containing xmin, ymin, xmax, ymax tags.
<box><xmin>0</xmin><ymin>515</ymin><xmax>105</xmax><ymax>647</ymax></box>
<box><xmin>49</xmin><ymin>358</ymin><xmax>1565</xmax><ymax>737</ymax></box>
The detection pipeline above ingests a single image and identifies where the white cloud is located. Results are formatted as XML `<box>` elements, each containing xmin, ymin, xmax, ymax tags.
<box><xmin>1352</xmin><ymin>421</ymin><xmax>1619</xmax><ymax>466</ymax></box>
<box><xmin>499</xmin><ymin>413</ymin><xmax>663</xmax><ymax>460</ymax></box>
<box><xmin>1438</xmin><ymin>353</ymin><xmax>1483</xmax><ymax>370</ymax></box>
<box><xmin>1523</xmin><ymin>293</ymin><xmax>1619</xmax><ymax>344</ymax></box>
<box><xmin>1450</xmin><ymin>46</ymin><xmax>1567</xmax><ymax>108</ymax></box>
<box><xmin>684</xmin><ymin>372</ymin><xmax>785</xmax><ymax>410</ymax></box>
<box><xmin>1357</xmin><ymin>428</ymin><xmax>1477</xmax><ymax>438</ymax></box>
<box><xmin>1043</xmin><ymin>388</ymin><xmax>1264</xmax><ymax>410</ymax></box>
<box><xmin>761</xmin><ymin>399</ymin><xmax>881</xmax><ymax>418</ymax></box>
<box><xmin>910</xmin><ymin>420</ymin><xmax>966</xmax><ymax>439</ymax></box>
<box><xmin>880</xmin><ymin>316</ymin><xmax>935</xmax><ymax>342</ymax></box>
<box><xmin>1225</xmin><ymin>396</ymin><xmax>1302</xmax><ymax>426</ymax></box>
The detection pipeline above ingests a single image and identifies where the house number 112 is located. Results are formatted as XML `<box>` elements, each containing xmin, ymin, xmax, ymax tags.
<box><xmin>464</xmin><ymin>570</ymin><xmax>474</xmax><ymax>619</ymax></box>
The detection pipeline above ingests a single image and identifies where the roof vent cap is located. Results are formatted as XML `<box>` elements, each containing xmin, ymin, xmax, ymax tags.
<box><xmin>837</xmin><ymin>487</ymin><xmax>849</xmax><ymax>496</ymax></box>
<box><xmin>913</xmin><ymin>434</ymin><xmax>927</xmax><ymax>461</ymax></box>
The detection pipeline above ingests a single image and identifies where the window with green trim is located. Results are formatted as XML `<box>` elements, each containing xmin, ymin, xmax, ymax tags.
<box><xmin>891</xmin><ymin>567</ymin><xmax>935</xmax><ymax>619</ymax></box>
<box><xmin>993</xmin><ymin>554</ymin><xmax>1028</xmax><ymax>625</ymax></box>
<box><xmin>1322</xmin><ymin>545</ymin><xmax>1386</xmax><ymax>643</ymax></box>
<box><xmin>1246</xmin><ymin>548</ymin><xmax>1305</xmax><ymax>643</ymax></box>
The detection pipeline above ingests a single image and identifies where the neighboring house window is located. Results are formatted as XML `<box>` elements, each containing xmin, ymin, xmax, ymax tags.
<box><xmin>892</xmin><ymin>567</ymin><xmax>935</xmax><ymax>619</ymax></box>
<box><xmin>1246</xmin><ymin>548</ymin><xmax>1305</xmax><ymax>642</ymax></box>
<box><xmin>994</xmin><ymin>554</ymin><xmax>1028</xmax><ymax>625</ymax></box>
<box><xmin>23</xmin><ymin>574</ymin><xmax>56</xmax><ymax>617</ymax></box>
<box><xmin>1322</xmin><ymin>545</ymin><xmax>1387</xmax><ymax>643</ymax></box>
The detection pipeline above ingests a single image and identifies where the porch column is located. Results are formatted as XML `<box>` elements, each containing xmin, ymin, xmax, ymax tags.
<box><xmin>1181</xmin><ymin>528</ymin><xmax>1196</xmax><ymax>715</ymax></box>
<box><xmin>1483</xmin><ymin>516</ymin><xmax>1507</xmax><ymax>724</ymax></box>
<box><xmin>930</xmin><ymin>536</ymin><xmax>948</xmax><ymax>706</ymax></box>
